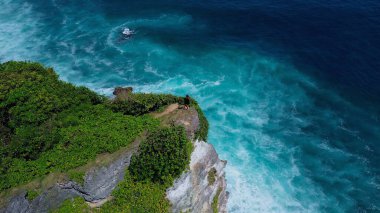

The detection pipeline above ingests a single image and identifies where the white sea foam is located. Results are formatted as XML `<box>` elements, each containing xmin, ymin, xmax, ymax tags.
<box><xmin>0</xmin><ymin>0</ymin><xmax>44</xmax><ymax>62</ymax></box>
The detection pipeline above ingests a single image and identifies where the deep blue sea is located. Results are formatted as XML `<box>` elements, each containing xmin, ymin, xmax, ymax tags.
<box><xmin>1</xmin><ymin>0</ymin><xmax>380</xmax><ymax>212</ymax></box>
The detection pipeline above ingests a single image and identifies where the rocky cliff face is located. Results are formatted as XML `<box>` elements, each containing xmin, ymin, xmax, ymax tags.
<box><xmin>0</xmin><ymin>141</ymin><xmax>140</xmax><ymax>213</ymax></box>
<box><xmin>0</xmin><ymin>103</ymin><xmax>228</xmax><ymax>213</ymax></box>
<box><xmin>167</xmin><ymin>140</ymin><xmax>228</xmax><ymax>213</ymax></box>
<box><xmin>155</xmin><ymin>103</ymin><xmax>228</xmax><ymax>213</ymax></box>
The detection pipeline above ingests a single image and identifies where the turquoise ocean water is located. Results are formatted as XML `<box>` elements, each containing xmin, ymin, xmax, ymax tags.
<box><xmin>1</xmin><ymin>0</ymin><xmax>380</xmax><ymax>212</ymax></box>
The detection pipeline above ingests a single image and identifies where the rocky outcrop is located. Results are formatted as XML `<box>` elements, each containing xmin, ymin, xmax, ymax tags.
<box><xmin>2</xmin><ymin>185</ymin><xmax>76</xmax><ymax>213</ymax></box>
<box><xmin>59</xmin><ymin>140</ymin><xmax>139</xmax><ymax>203</ymax></box>
<box><xmin>113</xmin><ymin>87</ymin><xmax>133</xmax><ymax>101</ymax></box>
<box><xmin>0</xmin><ymin>140</ymin><xmax>140</xmax><ymax>213</ymax></box>
<box><xmin>153</xmin><ymin>103</ymin><xmax>200</xmax><ymax>139</ymax></box>
<box><xmin>166</xmin><ymin>140</ymin><xmax>228</xmax><ymax>213</ymax></box>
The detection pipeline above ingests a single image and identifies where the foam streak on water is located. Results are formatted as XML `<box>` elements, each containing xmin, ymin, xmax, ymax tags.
<box><xmin>1</xmin><ymin>0</ymin><xmax>379</xmax><ymax>212</ymax></box>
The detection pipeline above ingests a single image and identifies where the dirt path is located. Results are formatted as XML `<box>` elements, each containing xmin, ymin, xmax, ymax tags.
<box><xmin>153</xmin><ymin>103</ymin><xmax>179</xmax><ymax>118</ymax></box>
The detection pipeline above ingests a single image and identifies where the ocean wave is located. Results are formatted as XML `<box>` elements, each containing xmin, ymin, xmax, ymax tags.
<box><xmin>0</xmin><ymin>0</ymin><xmax>45</xmax><ymax>62</ymax></box>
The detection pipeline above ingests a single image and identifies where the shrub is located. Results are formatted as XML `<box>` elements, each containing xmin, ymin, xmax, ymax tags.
<box><xmin>208</xmin><ymin>168</ymin><xmax>217</xmax><ymax>185</ymax></box>
<box><xmin>101</xmin><ymin>171</ymin><xmax>170</xmax><ymax>213</ymax></box>
<box><xmin>108</xmin><ymin>93</ymin><xmax>178</xmax><ymax>116</ymax></box>
<box><xmin>191</xmin><ymin>99</ymin><xmax>209</xmax><ymax>141</ymax></box>
<box><xmin>26</xmin><ymin>189</ymin><xmax>40</xmax><ymax>201</ymax></box>
<box><xmin>129</xmin><ymin>126</ymin><xmax>192</xmax><ymax>184</ymax></box>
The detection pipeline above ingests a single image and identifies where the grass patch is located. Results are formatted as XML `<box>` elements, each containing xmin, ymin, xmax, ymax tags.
<box><xmin>212</xmin><ymin>187</ymin><xmax>222</xmax><ymax>213</ymax></box>
<box><xmin>208</xmin><ymin>168</ymin><xmax>217</xmax><ymax>186</ymax></box>
<box><xmin>53</xmin><ymin>197</ymin><xmax>91</xmax><ymax>213</ymax></box>
<box><xmin>26</xmin><ymin>189</ymin><xmax>39</xmax><ymax>201</ymax></box>
<box><xmin>68</xmin><ymin>170</ymin><xmax>85</xmax><ymax>186</ymax></box>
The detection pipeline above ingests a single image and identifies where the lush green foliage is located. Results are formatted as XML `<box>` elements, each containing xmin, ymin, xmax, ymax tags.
<box><xmin>129</xmin><ymin>126</ymin><xmax>192</xmax><ymax>184</ymax></box>
<box><xmin>0</xmin><ymin>61</ymin><xmax>159</xmax><ymax>191</ymax></box>
<box><xmin>53</xmin><ymin>197</ymin><xmax>92</xmax><ymax>213</ymax></box>
<box><xmin>208</xmin><ymin>168</ymin><xmax>217</xmax><ymax>185</ymax></box>
<box><xmin>191</xmin><ymin>99</ymin><xmax>209</xmax><ymax>141</ymax></box>
<box><xmin>102</xmin><ymin>171</ymin><xmax>170</xmax><ymax>212</ymax></box>
<box><xmin>0</xmin><ymin>61</ymin><xmax>103</xmax><ymax>160</ymax></box>
<box><xmin>0</xmin><ymin>61</ymin><xmax>102</xmax><ymax>131</ymax></box>
<box><xmin>0</xmin><ymin>104</ymin><xmax>158</xmax><ymax>191</ymax></box>
<box><xmin>108</xmin><ymin>93</ymin><xmax>178</xmax><ymax>116</ymax></box>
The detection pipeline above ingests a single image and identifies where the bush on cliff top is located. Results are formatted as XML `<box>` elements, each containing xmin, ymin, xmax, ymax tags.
<box><xmin>107</xmin><ymin>93</ymin><xmax>179</xmax><ymax>116</ymax></box>
<box><xmin>101</xmin><ymin>171</ymin><xmax>170</xmax><ymax>212</ymax></box>
<box><xmin>129</xmin><ymin>126</ymin><xmax>192</xmax><ymax>185</ymax></box>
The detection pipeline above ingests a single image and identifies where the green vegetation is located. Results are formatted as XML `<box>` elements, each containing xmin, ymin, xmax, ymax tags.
<box><xmin>102</xmin><ymin>171</ymin><xmax>170</xmax><ymax>212</ymax></box>
<box><xmin>26</xmin><ymin>189</ymin><xmax>40</xmax><ymax>201</ymax></box>
<box><xmin>53</xmin><ymin>197</ymin><xmax>92</xmax><ymax>213</ymax></box>
<box><xmin>1</xmin><ymin>61</ymin><xmax>208</xmax><ymax>212</ymax></box>
<box><xmin>0</xmin><ymin>104</ymin><xmax>157</xmax><ymax>191</ymax></box>
<box><xmin>110</xmin><ymin>93</ymin><xmax>209</xmax><ymax>141</ymax></box>
<box><xmin>0</xmin><ymin>61</ymin><xmax>159</xmax><ymax>191</ymax></box>
<box><xmin>191</xmin><ymin>99</ymin><xmax>209</xmax><ymax>141</ymax></box>
<box><xmin>212</xmin><ymin>187</ymin><xmax>222</xmax><ymax>213</ymax></box>
<box><xmin>54</xmin><ymin>172</ymin><xmax>170</xmax><ymax>213</ymax></box>
<box><xmin>68</xmin><ymin>170</ymin><xmax>86</xmax><ymax>186</ymax></box>
<box><xmin>208</xmin><ymin>168</ymin><xmax>217</xmax><ymax>186</ymax></box>
<box><xmin>0</xmin><ymin>61</ymin><xmax>103</xmax><ymax>160</ymax></box>
<box><xmin>55</xmin><ymin>126</ymin><xmax>192</xmax><ymax>212</ymax></box>
<box><xmin>108</xmin><ymin>93</ymin><xmax>178</xmax><ymax>116</ymax></box>
<box><xmin>129</xmin><ymin>126</ymin><xmax>192</xmax><ymax>185</ymax></box>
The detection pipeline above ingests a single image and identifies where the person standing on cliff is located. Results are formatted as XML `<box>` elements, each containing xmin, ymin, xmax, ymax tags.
<box><xmin>184</xmin><ymin>95</ymin><xmax>190</xmax><ymax>110</ymax></box>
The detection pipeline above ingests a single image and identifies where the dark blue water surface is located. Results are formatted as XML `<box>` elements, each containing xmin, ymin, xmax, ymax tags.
<box><xmin>1</xmin><ymin>0</ymin><xmax>380</xmax><ymax>212</ymax></box>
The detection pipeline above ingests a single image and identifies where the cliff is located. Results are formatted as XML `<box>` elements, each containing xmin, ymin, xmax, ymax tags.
<box><xmin>0</xmin><ymin>62</ymin><xmax>228</xmax><ymax>212</ymax></box>
<box><xmin>0</xmin><ymin>101</ymin><xmax>228</xmax><ymax>213</ymax></box>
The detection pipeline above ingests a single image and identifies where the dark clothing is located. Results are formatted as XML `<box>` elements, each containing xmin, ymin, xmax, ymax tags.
<box><xmin>184</xmin><ymin>97</ymin><xmax>190</xmax><ymax>105</ymax></box>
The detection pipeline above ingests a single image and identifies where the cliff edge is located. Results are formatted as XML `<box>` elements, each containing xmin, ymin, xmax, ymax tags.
<box><xmin>154</xmin><ymin>103</ymin><xmax>229</xmax><ymax>213</ymax></box>
<box><xmin>0</xmin><ymin>67</ymin><xmax>228</xmax><ymax>213</ymax></box>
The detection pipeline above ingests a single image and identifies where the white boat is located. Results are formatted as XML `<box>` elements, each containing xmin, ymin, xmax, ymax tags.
<box><xmin>122</xmin><ymin>28</ymin><xmax>134</xmax><ymax>36</ymax></box>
